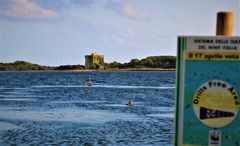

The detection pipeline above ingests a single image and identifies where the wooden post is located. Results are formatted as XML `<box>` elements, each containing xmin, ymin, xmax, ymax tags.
<box><xmin>216</xmin><ymin>12</ymin><xmax>234</xmax><ymax>36</ymax></box>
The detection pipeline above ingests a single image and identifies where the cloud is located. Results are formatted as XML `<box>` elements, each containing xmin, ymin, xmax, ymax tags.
<box><xmin>127</xmin><ymin>28</ymin><xmax>136</xmax><ymax>38</ymax></box>
<box><xmin>115</xmin><ymin>28</ymin><xmax>137</xmax><ymax>45</ymax></box>
<box><xmin>32</xmin><ymin>0</ymin><xmax>94</xmax><ymax>11</ymax></box>
<box><xmin>70</xmin><ymin>0</ymin><xmax>95</xmax><ymax>7</ymax></box>
<box><xmin>0</xmin><ymin>0</ymin><xmax>58</xmax><ymax>20</ymax></box>
<box><xmin>115</xmin><ymin>37</ymin><xmax>125</xmax><ymax>45</ymax></box>
<box><xmin>121</xmin><ymin>2</ymin><xmax>148</xmax><ymax>21</ymax></box>
<box><xmin>107</xmin><ymin>1</ymin><xmax>148</xmax><ymax>21</ymax></box>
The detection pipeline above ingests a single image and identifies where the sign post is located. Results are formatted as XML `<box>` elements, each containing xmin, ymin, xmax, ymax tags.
<box><xmin>175</xmin><ymin>12</ymin><xmax>240</xmax><ymax>146</ymax></box>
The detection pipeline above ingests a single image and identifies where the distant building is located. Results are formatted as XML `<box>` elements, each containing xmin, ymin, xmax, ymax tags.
<box><xmin>85</xmin><ymin>53</ymin><xmax>104</xmax><ymax>69</ymax></box>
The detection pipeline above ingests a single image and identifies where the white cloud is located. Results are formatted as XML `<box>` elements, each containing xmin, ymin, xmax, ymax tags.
<box><xmin>107</xmin><ymin>1</ymin><xmax>148</xmax><ymax>21</ymax></box>
<box><xmin>115</xmin><ymin>37</ymin><xmax>125</xmax><ymax>45</ymax></box>
<box><xmin>0</xmin><ymin>0</ymin><xmax>58</xmax><ymax>20</ymax></box>
<box><xmin>127</xmin><ymin>28</ymin><xmax>136</xmax><ymax>38</ymax></box>
<box><xmin>121</xmin><ymin>2</ymin><xmax>148</xmax><ymax>21</ymax></box>
<box><xmin>115</xmin><ymin>28</ymin><xmax>137</xmax><ymax>45</ymax></box>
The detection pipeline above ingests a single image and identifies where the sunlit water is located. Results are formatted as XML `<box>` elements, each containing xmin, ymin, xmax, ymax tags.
<box><xmin>0</xmin><ymin>71</ymin><xmax>175</xmax><ymax>145</ymax></box>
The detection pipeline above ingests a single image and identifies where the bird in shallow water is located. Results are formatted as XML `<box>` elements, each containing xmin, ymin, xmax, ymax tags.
<box><xmin>126</xmin><ymin>100</ymin><xmax>134</xmax><ymax>106</ymax></box>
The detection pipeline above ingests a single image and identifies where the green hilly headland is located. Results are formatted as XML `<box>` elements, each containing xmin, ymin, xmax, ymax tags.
<box><xmin>0</xmin><ymin>56</ymin><xmax>176</xmax><ymax>71</ymax></box>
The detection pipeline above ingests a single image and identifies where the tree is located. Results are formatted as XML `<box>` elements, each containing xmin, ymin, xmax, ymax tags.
<box><xmin>129</xmin><ymin>59</ymin><xmax>141</xmax><ymax>68</ymax></box>
<box><xmin>89</xmin><ymin>63</ymin><xmax>100</xmax><ymax>69</ymax></box>
<box><xmin>109</xmin><ymin>61</ymin><xmax>122</xmax><ymax>68</ymax></box>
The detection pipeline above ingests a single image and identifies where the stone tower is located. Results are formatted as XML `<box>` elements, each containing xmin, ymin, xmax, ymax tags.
<box><xmin>85</xmin><ymin>53</ymin><xmax>104</xmax><ymax>69</ymax></box>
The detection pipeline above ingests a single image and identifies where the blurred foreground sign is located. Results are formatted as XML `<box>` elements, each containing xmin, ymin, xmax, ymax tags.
<box><xmin>175</xmin><ymin>36</ymin><xmax>240</xmax><ymax>146</ymax></box>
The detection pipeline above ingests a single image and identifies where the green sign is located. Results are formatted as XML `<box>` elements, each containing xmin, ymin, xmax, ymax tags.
<box><xmin>175</xmin><ymin>36</ymin><xmax>240</xmax><ymax>146</ymax></box>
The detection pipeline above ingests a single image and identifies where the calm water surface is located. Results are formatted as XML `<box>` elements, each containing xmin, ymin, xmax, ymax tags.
<box><xmin>0</xmin><ymin>71</ymin><xmax>175</xmax><ymax>146</ymax></box>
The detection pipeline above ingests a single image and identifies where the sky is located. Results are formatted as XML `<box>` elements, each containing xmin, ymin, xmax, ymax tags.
<box><xmin>0</xmin><ymin>0</ymin><xmax>239</xmax><ymax>66</ymax></box>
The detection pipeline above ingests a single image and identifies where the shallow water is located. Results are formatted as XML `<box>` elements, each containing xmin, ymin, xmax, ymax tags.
<box><xmin>0</xmin><ymin>71</ymin><xmax>175</xmax><ymax>145</ymax></box>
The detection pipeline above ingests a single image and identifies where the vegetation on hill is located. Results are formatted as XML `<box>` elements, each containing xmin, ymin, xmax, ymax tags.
<box><xmin>0</xmin><ymin>61</ymin><xmax>51</xmax><ymax>71</ymax></box>
<box><xmin>0</xmin><ymin>61</ymin><xmax>84</xmax><ymax>71</ymax></box>
<box><xmin>0</xmin><ymin>56</ymin><xmax>176</xmax><ymax>71</ymax></box>
<box><xmin>56</xmin><ymin>65</ymin><xmax>85</xmax><ymax>70</ymax></box>
<box><xmin>105</xmin><ymin>56</ymin><xmax>176</xmax><ymax>69</ymax></box>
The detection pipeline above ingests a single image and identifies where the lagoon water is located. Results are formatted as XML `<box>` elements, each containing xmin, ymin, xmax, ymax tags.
<box><xmin>0</xmin><ymin>71</ymin><xmax>175</xmax><ymax>145</ymax></box>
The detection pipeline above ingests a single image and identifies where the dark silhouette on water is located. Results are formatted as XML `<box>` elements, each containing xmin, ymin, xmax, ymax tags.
<box><xmin>126</xmin><ymin>100</ymin><xmax>134</xmax><ymax>106</ymax></box>
<box><xmin>81</xmin><ymin>76</ymin><xmax>93</xmax><ymax>86</ymax></box>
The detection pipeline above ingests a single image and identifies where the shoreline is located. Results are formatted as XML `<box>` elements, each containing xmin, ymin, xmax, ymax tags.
<box><xmin>103</xmin><ymin>68</ymin><xmax>175</xmax><ymax>72</ymax></box>
<box><xmin>0</xmin><ymin>68</ymin><xmax>176</xmax><ymax>72</ymax></box>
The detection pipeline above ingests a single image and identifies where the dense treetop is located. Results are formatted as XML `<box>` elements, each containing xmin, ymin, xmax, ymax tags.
<box><xmin>105</xmin><ymin>56</ymin><xmax>176</xmax><ymax>69</ymax></box>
